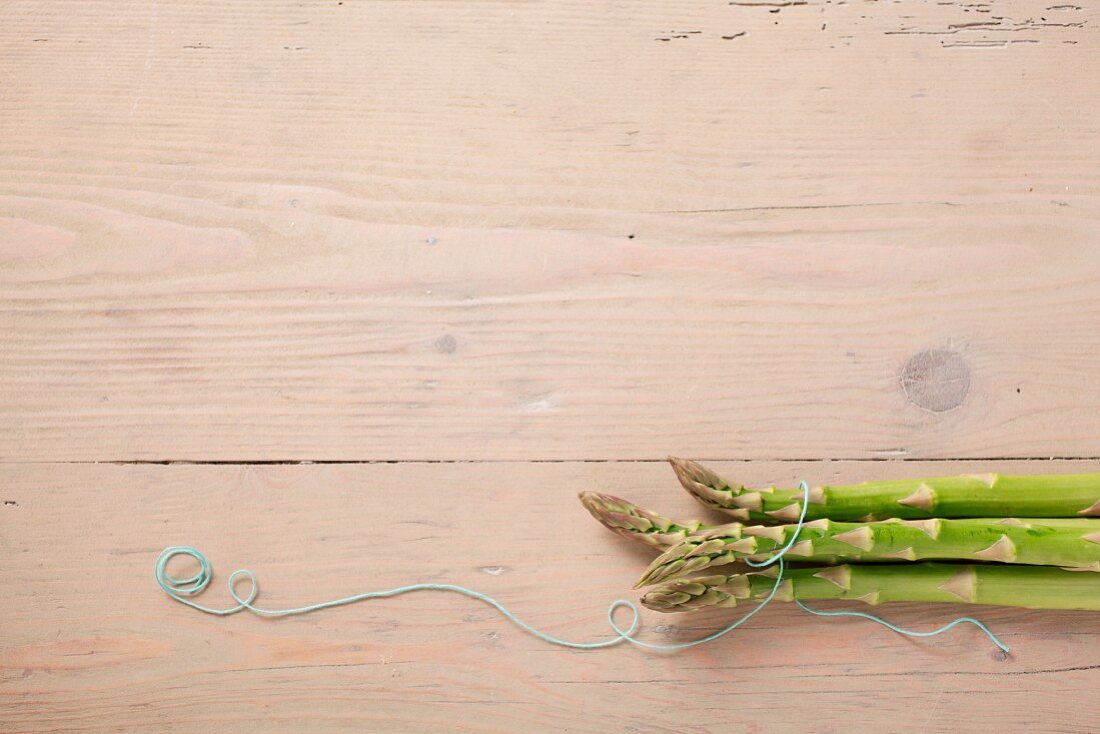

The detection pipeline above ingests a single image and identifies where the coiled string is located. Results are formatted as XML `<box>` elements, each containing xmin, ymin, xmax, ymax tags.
<box><xmin>155</xmin><ymin>481</ymin><xmax>1007</xmax><ymax>652</ymax></box>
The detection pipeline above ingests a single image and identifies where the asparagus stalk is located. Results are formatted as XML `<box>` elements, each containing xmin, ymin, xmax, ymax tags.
<box><xmin>670</xmin><ymin>457</ymin><xmax>1100</xmax><ymax>523</ymax></box>
<box><xmin>641</xmin><ymin>563</ymin><xmax>1100</xmax><ymax>613</ymax></box>
<box><xmin>578</xmin><ymin>491</ymin><xmax>710</xmax><ymax>550</ymax></box>
<box><xmin>636</xmin><ymin>516</ymin><xmax>1100</xmax><ymax>587</ymax></box>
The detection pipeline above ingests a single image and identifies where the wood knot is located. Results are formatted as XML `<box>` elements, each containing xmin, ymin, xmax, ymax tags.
<box><xmin>901</xmin><ymin>349</ymin><xmax>970</xmax><ymax>412</ymax></box>
<box><xmin>434</xmin><ymin>334</ymin><xmax>457</xmax><ymax>354</ymax></box>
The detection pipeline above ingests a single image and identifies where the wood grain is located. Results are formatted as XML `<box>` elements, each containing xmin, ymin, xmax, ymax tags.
<box><xmin>2</xmin><ymin>461</ymin><xmax>1100</xmax><ymax>733</ymax></box>
<box><xmin>4</xmin><ymin>2</ymin><xmax>1100</xmax><ymax>731</ymax></box>
<box><xmin>2</xmin><ymin>0</ymin><xmax>1099</xmax><ymax>461</ymax></box>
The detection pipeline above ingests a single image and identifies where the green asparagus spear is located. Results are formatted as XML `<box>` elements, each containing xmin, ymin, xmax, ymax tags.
<box><xmin>670</xmin><ymin>457</ymin><xmax>1100</xmax><ymax>523</ymax></box>
<box><xmin>578</xmin><ymin>491</ymin><xmax>710</xmax><ymax>550</ymax></box>
<box><xmin>636</xmin><ymin>516</ymin><xmax>1100</xmax><ymax>587</ymax></box>
<box><xmin>641</xmin><ymin>563</ymin><xmax>1100</xmax><ymax>613</ymax></box>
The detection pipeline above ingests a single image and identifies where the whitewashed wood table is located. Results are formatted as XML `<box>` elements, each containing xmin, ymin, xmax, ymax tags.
<box><xmin>2</xmin><ymin>1</ymin><xmax>1099</xmax><ymax>731</ymax></box>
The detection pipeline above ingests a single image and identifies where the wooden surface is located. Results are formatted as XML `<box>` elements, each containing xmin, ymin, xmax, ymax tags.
<box><xmin>5</xmin><ymin>461</ymin><xmax>1100</xmax><ymax>733</ymax></box>
<box><xmin>2</xmin><ymin>0</ymin><xmax>1099</xmax><ymax>731</ymax></box>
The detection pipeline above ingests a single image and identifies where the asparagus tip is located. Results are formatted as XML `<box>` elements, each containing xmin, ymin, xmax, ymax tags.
<box><xmin>668</xmin><ymin>458</ymin><xmax>746</xmax><ymax>516</ymax></box>
<box><xmin>667</xmin><ymin>456</ymin><xmax>724</xmax><ymax>489</ymax></box>
<box><xmin>640</xmin><ymin>574</ymin><xmax>741</xmax><ymax>612</ymax></box>
<box><xmin>634</xmin><ymin>554</ymin><xmax>673</xmax><ymax>589</ymax></box>
<box><xmin>577</xmin><ymin>491</ymin><xmax>635</xmax><ymax>522</ymax></box>
<box><xmin>577</xmin><ymin>491</ymin><xmax>623</xmax><ymax>527</ymax></box>
<box><xmin>633</xmin><ymin>560</ymin><xmax>672</xmax><ymax>589</ymax></box>
<box><xmin>634</xmin><ymin>540</ymin><xmax>719</xmax><ymax>588</ymax></box>
<box><xmin>577</xmin><ymin>490</ymin><xmax>703</xmax><ymax>550</ymax></box>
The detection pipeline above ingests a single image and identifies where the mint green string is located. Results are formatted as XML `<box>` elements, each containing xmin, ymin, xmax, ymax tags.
<box><xmin>155</xmin><ymin>480</ymin><xmax>1007</xmax><ymax>653</ymax></box>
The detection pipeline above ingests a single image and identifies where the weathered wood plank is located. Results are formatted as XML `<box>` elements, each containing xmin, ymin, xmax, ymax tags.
<box><xmin>2</xmin><ymin>461</ymin><xmax>1099</xmax><ymax>732</ymax></box>
<box><xmin>2</xmin><ymin>0</ymin><xmax>1099</xmax><ymax>461</ymax></box>
<box><xmin>3</xmin><ymin>198</ymin><xmax>1099</xmax><ymax>461</ymax></box>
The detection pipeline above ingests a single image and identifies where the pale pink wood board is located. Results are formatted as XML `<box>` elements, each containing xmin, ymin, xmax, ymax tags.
<box><xmin>1</xmin><ymin>0</ymin><xmax>1099</xmax><ymax>731</ymax></box>
<box><xmin>2</xmin><ymin>462</ymin><xmax>1100</xmax><ymax>732</ymax></box>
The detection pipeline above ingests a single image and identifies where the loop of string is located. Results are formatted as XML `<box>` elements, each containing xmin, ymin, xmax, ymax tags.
<box><xmin>155</xmin><ymin>480</ymin><xmax>1007</xmax><ymax>653</ymax></box>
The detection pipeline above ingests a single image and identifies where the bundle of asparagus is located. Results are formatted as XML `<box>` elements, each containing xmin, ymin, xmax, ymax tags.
<box><xmin>580</xmin><ymin>459</ymin><xmax>1100</xmax><ymax>614</ymax></box>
